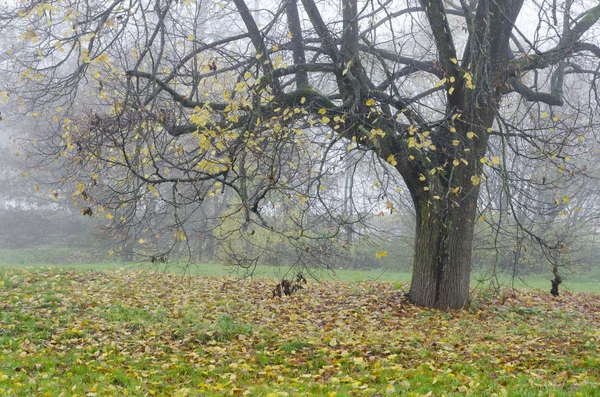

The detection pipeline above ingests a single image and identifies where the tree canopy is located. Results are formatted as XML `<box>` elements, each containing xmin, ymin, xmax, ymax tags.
<box><xmin>1</xmin><ymin>0</ymin><xmax>600</xmax><ymax>308</ymax></box>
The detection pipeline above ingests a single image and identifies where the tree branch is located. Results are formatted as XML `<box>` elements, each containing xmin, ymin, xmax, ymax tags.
<box><xmin>418</xmin><ymin>0</ymin><xmax>459</xmax><ymax>74</ymax></box>
<box><xmin>286</xmin><ymin>0</ymin><xmax>308</xmax><ymax>88</ymax></box>
<box><xmin>300</xmin><ymin>0</ymin><xmax>340</xmax><ymax>64</ymax></box>
<box><xmin>508</xmin><ymin>3</ymin><xmax>600</xmax><ymax>75</ymax></box>
<box><xmin>125</xmin><ymin>70</ymin><xmax>228</xmax><ymax>110</ymax></box>
<box><xmin>359</xmin><ymin>6</ymin><xmax>465</xmax><ymax>39</ymax></box>
<box><xmin>232</xmin><ymin>0</ymin><xmax>281</xmax><ymax>91</ymax></box>
<box><xmin>504</xmin><ymin>78</ymin><xmax>564</xmax><ymax>106</ymax></box>
<box><xmin>360</xmin><ymin>45</ymin><xmax>443</xmax><ymax>79</ymax></box>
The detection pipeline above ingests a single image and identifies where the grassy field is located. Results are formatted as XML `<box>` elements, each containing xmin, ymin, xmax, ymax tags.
<box><xmin>0</xmin><ymin>267</ymin><xmax>599</xmax><ymax>396</ymax></box>
<box><xmin>2</xmin><ymin>261</ymin><xmax>599</xmax><ymax>293</ymax></box>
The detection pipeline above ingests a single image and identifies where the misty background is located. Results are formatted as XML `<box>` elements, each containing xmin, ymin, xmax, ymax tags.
<box><xmin>2</xmin><ymin>110</ymin><xmax>600</xmax><ymax>284</ymax></box>
<box><xmin>1</xmin><ymin>0</ymin><xmax>600</xmax><ymax>288</ymax></box>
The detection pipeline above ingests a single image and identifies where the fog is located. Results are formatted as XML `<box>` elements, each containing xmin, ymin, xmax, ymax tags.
<box><xmin>0</xmin><ymin>0</ymin><xmax>599</xmax><ymax>286</ymax></box>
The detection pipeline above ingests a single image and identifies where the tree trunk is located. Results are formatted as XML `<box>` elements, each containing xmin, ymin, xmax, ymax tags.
<box><xmin>408</xmin><ymin>193</ymin><xmax>478</xmax><ymax>309</ymax></box>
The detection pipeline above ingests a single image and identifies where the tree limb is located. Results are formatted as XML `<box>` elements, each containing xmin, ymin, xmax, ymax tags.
<box><xmin>360</xmin><ymin>46</ymin><xmax>443</xmax><ymax>79</ymax></box>
<box><xmin>300</xmin><ymin>0</ymin><xmax>339</xmax><ymax>64</ymax></box>
<box><xmin>503</xmin><ymin>78</ymin><xmax>564</xmax><ymax>106</ymax></box>
<box><xmin>232</xmin><ymin>0</ymin><xmax>281</xmax><ymax>91</ymax></box>
<box><xmin>418</xmin><ymin>0</ymin><xmax>459</xmax><ymax>74</ymax></box>
<box><xmin>286</xmin><ymin>0</ymin><xmax>308</xmax><ymax>88</ymax></box>
<box><xmin>125</xmin><ymin>70</ymin><xmax>228</xmax><ymax>110</ymax></box>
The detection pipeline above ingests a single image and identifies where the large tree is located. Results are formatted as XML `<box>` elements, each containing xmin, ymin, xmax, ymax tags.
<box><xmin>1</xmin><ymin>0</ymin><xmax>600</xmax><ymax>308</ymax></box>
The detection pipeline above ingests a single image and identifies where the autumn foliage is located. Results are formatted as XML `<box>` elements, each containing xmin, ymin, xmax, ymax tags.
<box><xmin>0</xmin><ymin>269</ymin><xmax>598</xmax><ymax>396</ymax></box>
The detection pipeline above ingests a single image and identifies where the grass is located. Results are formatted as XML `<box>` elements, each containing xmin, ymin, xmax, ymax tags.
<box><xmin>0</xmin><ymin>267</ymin><xmax>598</xmax><ymax>396</ymax></box>
<box><xmin>2</xmin><ymin>260</ymin><xmax>599</xmax><ymax>293</ymax></box>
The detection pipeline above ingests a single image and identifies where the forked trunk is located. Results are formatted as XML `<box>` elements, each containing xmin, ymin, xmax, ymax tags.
<box><xmin>408</xmin><ymin>194</ymin><xmax>477</xmax><ymax>309</ymax></box>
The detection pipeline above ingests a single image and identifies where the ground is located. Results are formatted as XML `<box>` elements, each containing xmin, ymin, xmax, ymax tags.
<box><xmin>0</xmin><ymin>268</ymin><xmax>599</xmax><ymax>396</ymax></box>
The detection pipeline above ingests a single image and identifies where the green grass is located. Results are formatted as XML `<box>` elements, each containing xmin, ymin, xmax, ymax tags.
<box><xmin>2</xmin><ymin>260</ymin><xmax>599</xmax><ymax>293</ymax></box>
<box><xmin>0</xmin><ymin>268</ymin><xmax>598</xmax><ymax>396</ymax></box>
<box><xmin>0</xmin><ymin>246</ymin><xmax>112</xmax><ymax>265</ymax></box>
<box><xmin>471</xmin><ymin>271</ymin><xmax>600</xmax><ymax>294</ymax></box>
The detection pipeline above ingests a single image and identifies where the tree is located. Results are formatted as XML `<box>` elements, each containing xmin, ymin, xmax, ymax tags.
<box><xmin>1</xmin><ymin>0</ymin><xmax>600</xmax><ymax>308</ymax></box>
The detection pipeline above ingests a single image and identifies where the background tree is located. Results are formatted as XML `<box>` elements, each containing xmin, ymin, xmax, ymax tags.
<box><xmin>473</xmin><ymin>137</ymin><xmax>600</xmax><ymax>286</ymax></box>
<box><xmin>1</xmin><ymin>0</ymin><xmax>600</xmax><ymax>308</ymax></box>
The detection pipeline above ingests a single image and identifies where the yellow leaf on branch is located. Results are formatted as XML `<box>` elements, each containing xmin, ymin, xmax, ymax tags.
<box><xmin>386</xmin><ymin>154</ymin><xmax>397</xmax><ymax>166</ymax></box>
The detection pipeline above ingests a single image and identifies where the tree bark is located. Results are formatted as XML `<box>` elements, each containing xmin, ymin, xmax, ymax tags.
<box><xmin>401</xmin><ymin>85</ymin><xmax>494</xmax><ymax>309</ymax></box>
<box><xmin>408</xmin><ymin>193</ymin><xmax>478</xmax><ymax>309</ymax></box>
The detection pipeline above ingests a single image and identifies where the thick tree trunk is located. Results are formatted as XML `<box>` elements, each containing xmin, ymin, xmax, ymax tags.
<box><xmin>408</xmin><ymin>194</ymin><xmax>478</xmax><ymax>309</ymax></box>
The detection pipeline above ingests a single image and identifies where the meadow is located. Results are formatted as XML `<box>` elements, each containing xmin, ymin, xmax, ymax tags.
<box><xmin>0</xmin><ymin>266</ymin><xmax>599</xmax><ymax>396</ymax></box>
<box><xmin>2</xmin><ymin>258</ymin><xmax>599</xmax><ymax>293</ymax></box>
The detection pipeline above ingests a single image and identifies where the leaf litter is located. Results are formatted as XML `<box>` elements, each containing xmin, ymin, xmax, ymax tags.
<box><xmin>0</xmin><ymin>268</ymin><xmax>599</xmax><ymax>396</ymax></box>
